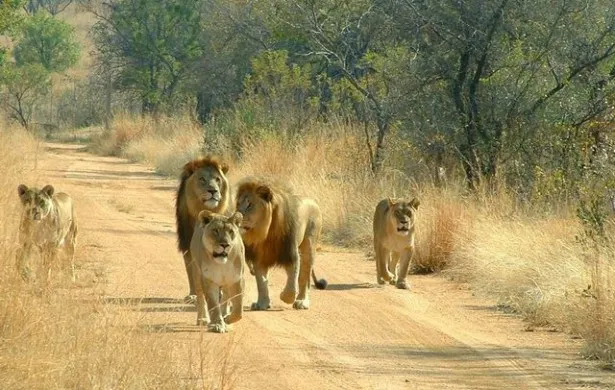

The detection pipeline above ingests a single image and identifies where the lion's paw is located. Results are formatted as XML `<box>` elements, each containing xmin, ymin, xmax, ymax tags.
<box><xmin>208</xmin><ymin>322</ymin><xmax>228</xmax><ymax>333</ymax></box>
<box><xmin>226</xmin><ymin>312</ymin><xmax>243</xmax><ymax>324</ymax></box>
<box><xmin>292</xmin><ymin>299</ymin><xmax>310</xmax><ymax>310</ymax></box>
<box><xmin>279</xmin><ymin>288</ymin><xmax>297</xmax><ymax>304</ymax></box>
<box><xmin>250</xmin><ymin>301</ymin><xmax>271</xmax><ymax>311</ymax></box>
<box><xmin>396</xmin><ymin>280</ymin><xmax>410</xmax><ymax>290</ymax></box>
<box><xmin>184</xmin><ymin>294</ymin><xmax>197</xmax><ymax>304</ymax></box>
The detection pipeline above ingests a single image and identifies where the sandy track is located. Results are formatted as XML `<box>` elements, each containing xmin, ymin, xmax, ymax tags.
<box><xmin>38</xmin><ymin>142</ymin><xmax>614</xmax><ymax>389</ymax></box>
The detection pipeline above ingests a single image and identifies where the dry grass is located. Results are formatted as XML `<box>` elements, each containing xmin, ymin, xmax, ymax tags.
<box><xmin>90</xmin><ymin>114</ymin><xmax>204</xmax><ymax>176</ymax></box>
<box><xmin>0</xmin><ymin>126</ymin><xmax>234</xmax><ymax>389</ymax></box>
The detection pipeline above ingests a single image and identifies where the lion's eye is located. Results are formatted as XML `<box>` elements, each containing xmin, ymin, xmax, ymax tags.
<box><xmin>215</xmin><ymin>176</ymin><xmax>221</xmax><ymax>183</ymax></box>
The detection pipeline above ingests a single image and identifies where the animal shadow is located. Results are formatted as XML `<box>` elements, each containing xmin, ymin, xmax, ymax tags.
<box><xmin>325</xmin><ymin>282</ymin><xmax>378</xmax><ymax>291</ymax></box>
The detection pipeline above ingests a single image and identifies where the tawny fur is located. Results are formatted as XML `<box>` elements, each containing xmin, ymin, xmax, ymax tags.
<box><xmin>235</xmin><ymin>176</ymin><xmax>327</xmax><ymax>311</ymax></box>
<box><xmin>17</xmin><ymin>184</ymin><xmax>78</xmax><ymax>282</ymax></box>
<box><xmin>190</xmin><ymin>210</ymin><xmax>245</xmax><ymax>334</ymax></box>
<box><xmin>175</xmin><ymin>155</ymin><xmax>230</xmax><ymax>303</ymax></box>
<box><xmin>372</xmin><ymin>197</ymin><xmax>420</xmax><ymax>290</ymax></box>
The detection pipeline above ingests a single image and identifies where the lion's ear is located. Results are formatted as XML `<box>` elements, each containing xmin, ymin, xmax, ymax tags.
<box><xmin>181</xmin><ymin>160</ymin><xmax>196</xmax><ymax>178</ymax></box>
<box><xmin>17</xmin><ymin>184</ymin><xmax>29</xmax><ymax>201</ymax></box>
<box><xmin>219</xmin><ymin>162</ymin><xmax>229</xmax><ymax>175</ymax></box>
<box><xmin>42</xmin><ymin>184</ymin><xmax>55</xmax><ymax>197</ymax></box>
<box><xmin>386</xmin><ymin>197</ymin><xmax>394</xmax><ymax>208</ymax></box>
<box><xmin>256</xmin><ymin>185</ymin><xmax>273</xmax><ymax>202</ymax></box>
<box><xmin>198</xmin><ymin>210</ymin><xmax>215</xmax><ymax>225</ymax></box>
<box><xmin>409</xmin><ymin>197</ymin><xmax>420</xmax><ymax>210</ymax></box>
<box><xmin>229</xmin><ymin>212</ymin><xmax>243</xmax><ymax>226</ymax></box>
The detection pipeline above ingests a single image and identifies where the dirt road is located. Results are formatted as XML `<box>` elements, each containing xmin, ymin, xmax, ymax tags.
<box><xmin>38</xmin><ymin>142</ymin><xmax>614</xmax><ymax>389</ymax></box>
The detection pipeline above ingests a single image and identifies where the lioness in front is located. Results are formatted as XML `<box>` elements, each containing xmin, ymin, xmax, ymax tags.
<box><xmin>373</xmin><ymin>197</ymin><xmax>420</xmax><ymax>289</ymax></box>
<box><xmin>175</xmin><ymin>156</ymin><xmax>230</xmax><ymax>303</ymax></box>
<box><xmin>17</xmin><ymin>184</ymin><xmax>78</xmax><ymax>282</ymax></box>
<box><xmin>236</xmin><ymin>177</ymin><xmax>327</xmax><ymax>311</ymax></box>
<box><xmin>191</xmin><ymin>210</ymin><xmax>245</xmax><ymax>333</ymax></box>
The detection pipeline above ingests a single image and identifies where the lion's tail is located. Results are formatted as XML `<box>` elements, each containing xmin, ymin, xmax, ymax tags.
<box><xmin>311</xmin><ymin>269</ymin><xmax>328</xmax><ymax>290</ymax></box>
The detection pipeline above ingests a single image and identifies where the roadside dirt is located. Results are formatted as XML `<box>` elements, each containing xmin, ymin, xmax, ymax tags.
<box><xmin>38</xmin><ymin>142</ymin><xmax>615</xmax><ymax>389</ymax></box>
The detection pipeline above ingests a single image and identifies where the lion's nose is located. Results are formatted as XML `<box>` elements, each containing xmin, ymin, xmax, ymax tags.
<box><xmin>220</xmin><ymin>243</ymin><xmax>230</xmax><ymax>250</ymax></box>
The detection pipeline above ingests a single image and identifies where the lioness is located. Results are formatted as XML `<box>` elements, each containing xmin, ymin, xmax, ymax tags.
<box><xmin>235</xmin><ymin>177</ymin><xmax>327</xmax><ymax>311</ymax></box>
<box><xmin>175</xmin><ymin>156</ymin><xmax>230</xmax><ymax>303</ymax></box>
<box><xmin>372</xmin><ymin>197</ymin><xmax>420</xmax><ymax>289</ymax></box>
<box><xmin>17</xmin><ymin>184</ymin><xmax>78</xmax><ymax>282</ymax></box>
<box><xmin>191</xmin><ymin>210</ymin><xmax>245</xmax><ymax>333</ymax></box>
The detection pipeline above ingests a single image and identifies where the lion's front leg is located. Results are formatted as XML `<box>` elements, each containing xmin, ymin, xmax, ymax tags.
<box><xmin>250</xmin><ymin>263</ymin><xmax>271</xmax><ymax>310</ymax></box>
<box><xmin>205</xmin><ymin>282</ymin><xmax>227</xmax><ymax>333</ymax></box>
<box><xmin>193</xmin><ymin>263</ymin><xmax>209</xmax><ymax>326</ymax></box>
<box><xmin>280</xmin><ymin>248</ymin><xmax>300</xmax><ymax>305</ymax></box>
<box><xmin>183</xmin><ymin>251</ymin><xmax>197</xmax><ymax>304</ymax></box>
<box><xmin>375</xmin><ymin>243</ymin><xmax>394</xmax><ymax>285</ymax></box>
<box><xmin>225</xmin><ymin>279</ymin><xmax>244</xmax><ymax>324</ymax></box>
<box><xmin>395</xmin><ymin>248</ymin><xmax>414</xmax><ymax>290</ymax></box>
<box><xmin>389</xmin><ymin>252</ymin><xmax>400</xmax><ymax>285</ymax></box>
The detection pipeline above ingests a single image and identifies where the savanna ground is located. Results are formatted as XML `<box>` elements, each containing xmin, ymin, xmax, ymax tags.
<box><xmin>2</xmin><ymin>120</ymin><xmax>615</xmax><ymax>390</ymax></box>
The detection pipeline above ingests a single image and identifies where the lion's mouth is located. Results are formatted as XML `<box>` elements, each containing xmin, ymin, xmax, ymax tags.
<box><xmin>212</xmin><ymin>248</ymin><xmax>229</xmax><ymax>263</ymax></box>
<box><xmin>397</xmin><ymin>226</ymin><xmax>409</xmax><ymax>233</ymax></box>
<box><xmin>203</xmin><ymin>197</ymin><xmax>220</xmax><ymax>205</ymax></box>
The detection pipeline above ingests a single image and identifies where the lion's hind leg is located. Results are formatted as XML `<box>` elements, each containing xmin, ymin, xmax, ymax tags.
<box><xmin>294</xmin><ymin>238</ymin><xmax>315</xmax><ymax>310</ymax></box>
<box><xmin>66</xmin><ymin>219</ymin><xmax>78</xmax><ymax>282</ymax></box>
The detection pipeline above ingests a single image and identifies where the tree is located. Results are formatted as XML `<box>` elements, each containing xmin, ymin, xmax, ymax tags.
<box><xmin>0</xmin><ymin>63</ymin><xmax>50</xmax><ymax>130</ymax></box>
<box><xmin>0</xmin><ymin>0</ymin><xmax>25</xmax><ymax>66</ymax></box>
<box><xmin>92</xmin><ymin>0</ymin><xmax>203</xmax><ymax>115</ymax></box>
<box><xmin>242</xmin><ymin>0</ymin><xmax>397</xmax><ymax>174</ymax></box>
<box><xmin>23</xmin><ymin>0</ymin><xmax>73</xmax><ymax>16</ymax></box>
<box><xmin>13</xmin><ymin>10</ymin><xmax>80</xmax><ymax>73</ymax></box>
<box><xmin>379</xmin><ymin>0</ymin><xmax>615</xmax><ymax>190</ymax></box>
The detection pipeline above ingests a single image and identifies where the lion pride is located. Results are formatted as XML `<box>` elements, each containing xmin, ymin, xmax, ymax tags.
<box><xmin>235</xmin><ymin>176</ymin><xmax>327</xmax><ymax>311</ymax></box>
<box><xmin>175</xmin><ymin>156</ymin><xmax>230</xmax><ymax>303</ymax></box>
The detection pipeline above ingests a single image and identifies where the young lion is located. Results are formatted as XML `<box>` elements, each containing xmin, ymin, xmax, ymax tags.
<box><xmin>372</xmin><ymin>197</ymin><xmax>420</xmax><ymax>289</ymax></box>
<box><xmin>17</xmin><ymin>184</ymin><xmax>78</xmax><ymax>282</ymax></box>
<box><xmin>190</xmin><ymin>210</ymin><xmax>245</xmax><ymax>333</ymax></box>
<box><xmin>235</xmin><ymin>176</ymin><xmax>327</xmax><ymax>311</ymax></box>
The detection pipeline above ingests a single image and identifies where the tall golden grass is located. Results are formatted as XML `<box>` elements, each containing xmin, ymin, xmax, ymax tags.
<box><xmin>0</xmin><ymin>126</ymin><xmax>234</xmax><ymax>388</ymax></box>
<box><xmin>90</xmin><ymin>114</ymin><xmax>615</xmax><ymax>366</ymax></box>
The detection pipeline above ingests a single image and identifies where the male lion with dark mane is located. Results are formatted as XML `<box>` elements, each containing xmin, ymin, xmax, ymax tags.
<box><xmin>175</xmin><ymin>156</ymin><xmax>230</xmax><ymax>303</ymax></box>
<box><xmin>372</xmin><ymin>197</ymin><xmax>420</xmax><ymax>289</ymax></box>
<box><xmin>17</xmin><ymin>184</ymin><xmax>78</xmax><ymax>282</ymax></box>
<box><xmin>235</xmin><ymin>176</ymin><xmax>327</xmax><ymax>311</ymax></box>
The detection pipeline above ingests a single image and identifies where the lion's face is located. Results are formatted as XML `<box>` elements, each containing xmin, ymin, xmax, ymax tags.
<box><xmin>198</xmin><ymin>211</ymin><xmax>243</xmax><ymax>265</ymax></box>
<box><xmin>235</xmin><ymin>185</ymin><xmax>273</xmax><ymax>244</ymax></box>
<box><xmin>387</xmin><ymin>198</ymin><xmax>420</xmax><ymax>237</ymax></box>
<box><xmin>193</xmin><ymin>165</ymin><xmax>228</xmax><ymax>210</ymax></box>
<box><xmin>18</xmin><ymin>184</ymin><xmax>55</xmax><ymax>222</ymax></box>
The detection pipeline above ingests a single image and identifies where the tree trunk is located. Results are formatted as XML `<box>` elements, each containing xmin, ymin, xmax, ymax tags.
<box><xmin>196</xmin><ymin>91</ymin><xmax>212</xmax><ymax>125</ymax></box>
